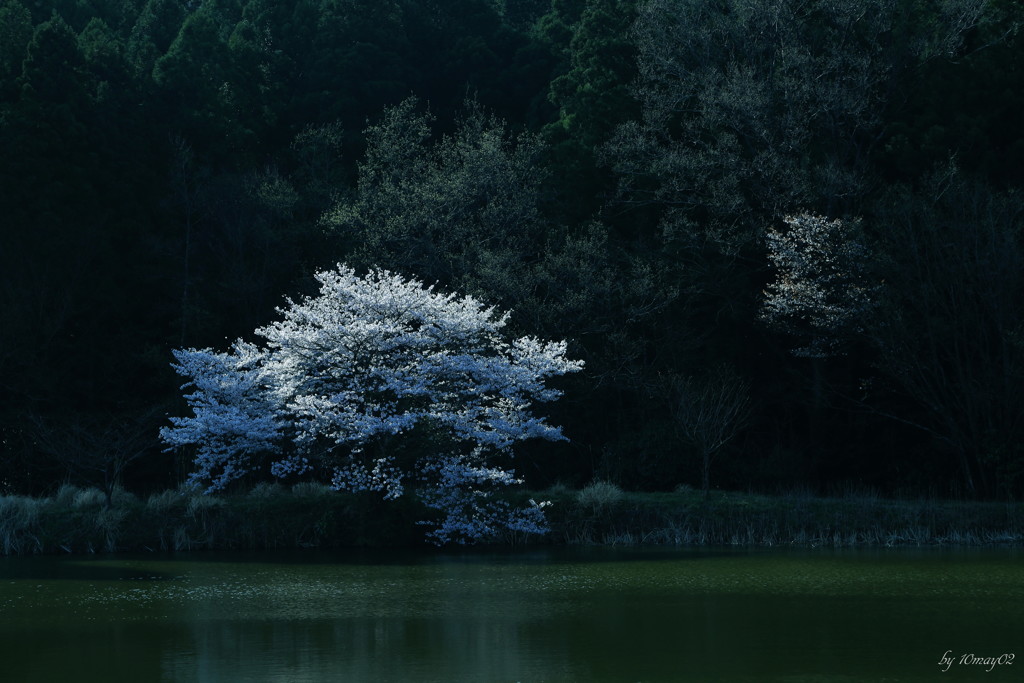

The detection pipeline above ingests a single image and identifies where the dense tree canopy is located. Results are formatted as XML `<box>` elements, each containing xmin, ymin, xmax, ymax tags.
<box><xmin>2</xmin><ymin>0</ymin><xmax>1022</xmax><ymax>504</ymax></box>
<box><xmin>162</xmin><ymin>265</ymin><xmax>583</xmax><ymax>542</ymax></box>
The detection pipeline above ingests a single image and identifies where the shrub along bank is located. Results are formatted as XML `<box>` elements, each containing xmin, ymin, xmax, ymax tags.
<box><xmin>1</xmin><ymin>483</ymin><xmax>1021</xmax><ymax>555</ymax></box>
<box><xmin>540</xmin><ymin>484</ymin><xmax>1024</xmax><ymax>547</ymax></box>
<box><xmin>0</xmin><ymin>483</ymin><xmax>424</xmax><ymax>555</ymax></box>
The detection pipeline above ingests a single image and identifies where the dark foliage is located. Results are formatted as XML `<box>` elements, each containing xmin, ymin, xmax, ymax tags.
<box><xmin>1</xmin><ymin>0</ymin><xmax>1020</xmax><ymax>501</ymax></box>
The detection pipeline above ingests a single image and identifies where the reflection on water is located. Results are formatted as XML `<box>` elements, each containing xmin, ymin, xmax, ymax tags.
<box><xmin>0</xmin><ymin>547</ymin><xmax>1020</xmax><ymax>682</ymax></box>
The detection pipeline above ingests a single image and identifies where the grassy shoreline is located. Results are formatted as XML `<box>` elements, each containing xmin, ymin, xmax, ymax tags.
<box><xmin>540</xmin><ymin>484</ymin><xmax>1023</xmax><ymax>547</ymax></box>
<box><xmin>1</xmin><ymin>483</ymin><xmax>1021</xmax><ymax>555</ymax></box>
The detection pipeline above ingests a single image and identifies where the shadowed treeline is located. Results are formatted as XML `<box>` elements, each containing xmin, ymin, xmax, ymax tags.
<box><xmin>1</xmin><ymin>0</ymin><xmax>1023</xmax><ymax>505</ymax></box>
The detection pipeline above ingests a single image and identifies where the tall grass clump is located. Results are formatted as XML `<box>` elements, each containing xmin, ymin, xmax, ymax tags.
<box><xmin>558</xmin><ymin>481</ymin><xmax>629</xmax><ymax>544</ymax></box>
<box><xmin>291</xmin><ymin>481</ymin><xmax>334</xmax><ymax>498</ymax></box>
<box><xmin>577</xmin><ymin>481</ymin><xmax>624</xmax><ymax>508</ymax></box>
<box><xmin>186</xmin><ymin>492</ymin><xmax>225</xmax><ymax>518</ymax></box>
<box><xmin>0</xmin><ymin>495</ymin><xmax>42</xmax><ymax>554</ymax></box>
<box><xmin>72</xmin><ymin>487</ymin><xmax>107</xmax><ymax>509</ymax></box>
<box><xmin>146</xmin><ymin>488</ymin><xmax>188</xmax><ymax>514</ymax></box>
<box><xmin>94</xmin><ymin>505</ymin><xmax>127</xmax><ymax>552</ymax></box>
<box><xmin>248</xmin><ymin>481</ymin><xmax>286</xmax><ymax>499</ymax></box>
<box><xmin>149</xmin><ymin>491</ymin><xmax>229</xmax><ymax>552</ymax></box>
<box><xmin>54</xmin><ymin>484</ymin><xmax>81</xmax><ymax>507</ymax></box>
<box><xmin>108</xmin><ymin>486</ymin><xmax>137</xmax><ymax>507</ymax></box>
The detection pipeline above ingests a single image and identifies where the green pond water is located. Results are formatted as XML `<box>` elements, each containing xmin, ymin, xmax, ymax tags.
<box><xmin>0</xmin><ymin>546</ymin><xmax>1020</xmax><ymax>682</ymax></box>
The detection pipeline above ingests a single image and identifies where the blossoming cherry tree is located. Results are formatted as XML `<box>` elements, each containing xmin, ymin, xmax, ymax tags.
<box><xmin>161</xmin><ymin>265</ymin><xmax>583</xmax><ymax>543</ymax></box>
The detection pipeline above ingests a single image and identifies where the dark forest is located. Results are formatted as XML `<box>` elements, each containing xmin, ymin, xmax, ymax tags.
<box><xmin>2</xmin><ymin>0</ymin><xmax>1022</xmax><ymax>504</ymax></box>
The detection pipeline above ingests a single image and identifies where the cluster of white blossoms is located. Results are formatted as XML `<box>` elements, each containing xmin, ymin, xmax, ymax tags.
<box><xmin>329</xmin><ymin>455</ymin><xmax>405</xmax><ymax>500</ymax></box>
<box><xmin>161</xmin><ymin>341</ymin><xmax>285</xmax><ymax>492</ymax></box>
<box><xmin>761</xmin><ymin>213</ymin><xmax>877</xmax><ymax>358</ymax></box>
<box><xmin>161</xmin><ymin>264</ymin><xmax>583</xmax><ymax>542</ymax></box>
<box><xmin>418</xmin><ymin>453</ymin><xmax>552</xmax><ymax>544</ymax></box>
<box><xmin>269</xmin><ymin>454</ymin><xmax>313</xmax><ymax>480</ymax></box>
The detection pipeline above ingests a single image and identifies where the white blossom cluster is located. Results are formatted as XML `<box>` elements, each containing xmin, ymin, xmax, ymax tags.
<box><xmin>161</xmin><ymin>264</ymin><xmax>583</xmax><ymax>542</ymax></box>
<box><xmin>330</xmin><ymin>455</ymin><xmax>405</xmax><ymax>500</ymax></box>
<box><xmin>160</xmin><ymin>340</ymin><xmax>286</xmax><ymax>492</ymax></box>
<box><xmin>417</xmin><ymin>459</ymin><xmax>550</xmax><ymax>544</ymax></box>
<box><xmin>761</xmin><ymin>214</ymin><xmax>877</xmax><ymax>358</ymax></box>
<box><xmin>269</xmin><ymin>454</ymin><xmax>312</xmax><ymax>479</ymax></box>
<box><xmin>415</xmin><ymin>452</ymin><xmax>552</xmax><ymax>544</ymax></box>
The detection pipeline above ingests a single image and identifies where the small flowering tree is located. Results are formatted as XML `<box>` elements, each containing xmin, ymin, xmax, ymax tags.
<box><xmin>161</xmin><ymin>265</ymin><xmax>583</xmax><ymax>543</ymax></box>
<box><xmin>760</xmin><ymin>213</ymin><xmax>879</xmax><ymax>458</ymax></box>
<box><xmin>761</xmin><ymin>213</ymin><xmax>877</xmax><ymax>358</ymax></box>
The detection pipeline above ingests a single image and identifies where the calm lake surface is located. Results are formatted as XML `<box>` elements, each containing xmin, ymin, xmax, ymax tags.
<box><xmin>1</xmin><ymin>546</ymin><xmax>1020</xmax><ymax>682</ymax></box>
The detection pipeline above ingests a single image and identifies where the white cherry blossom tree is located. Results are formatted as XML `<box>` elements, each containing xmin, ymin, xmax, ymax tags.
<box><xmin>761</xmin><ymin>213</ymin><xmax>877</xmax><ymax>358</ymax></box>
<box><xmin>161</xmin><ymin>264</ymin><xmax>583</xmax><ymax>543</ymax></box>
<box><xmin>760</xmin><ymin>213</ymin><xmax>879</xmax><ymax>461</ymax></box>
